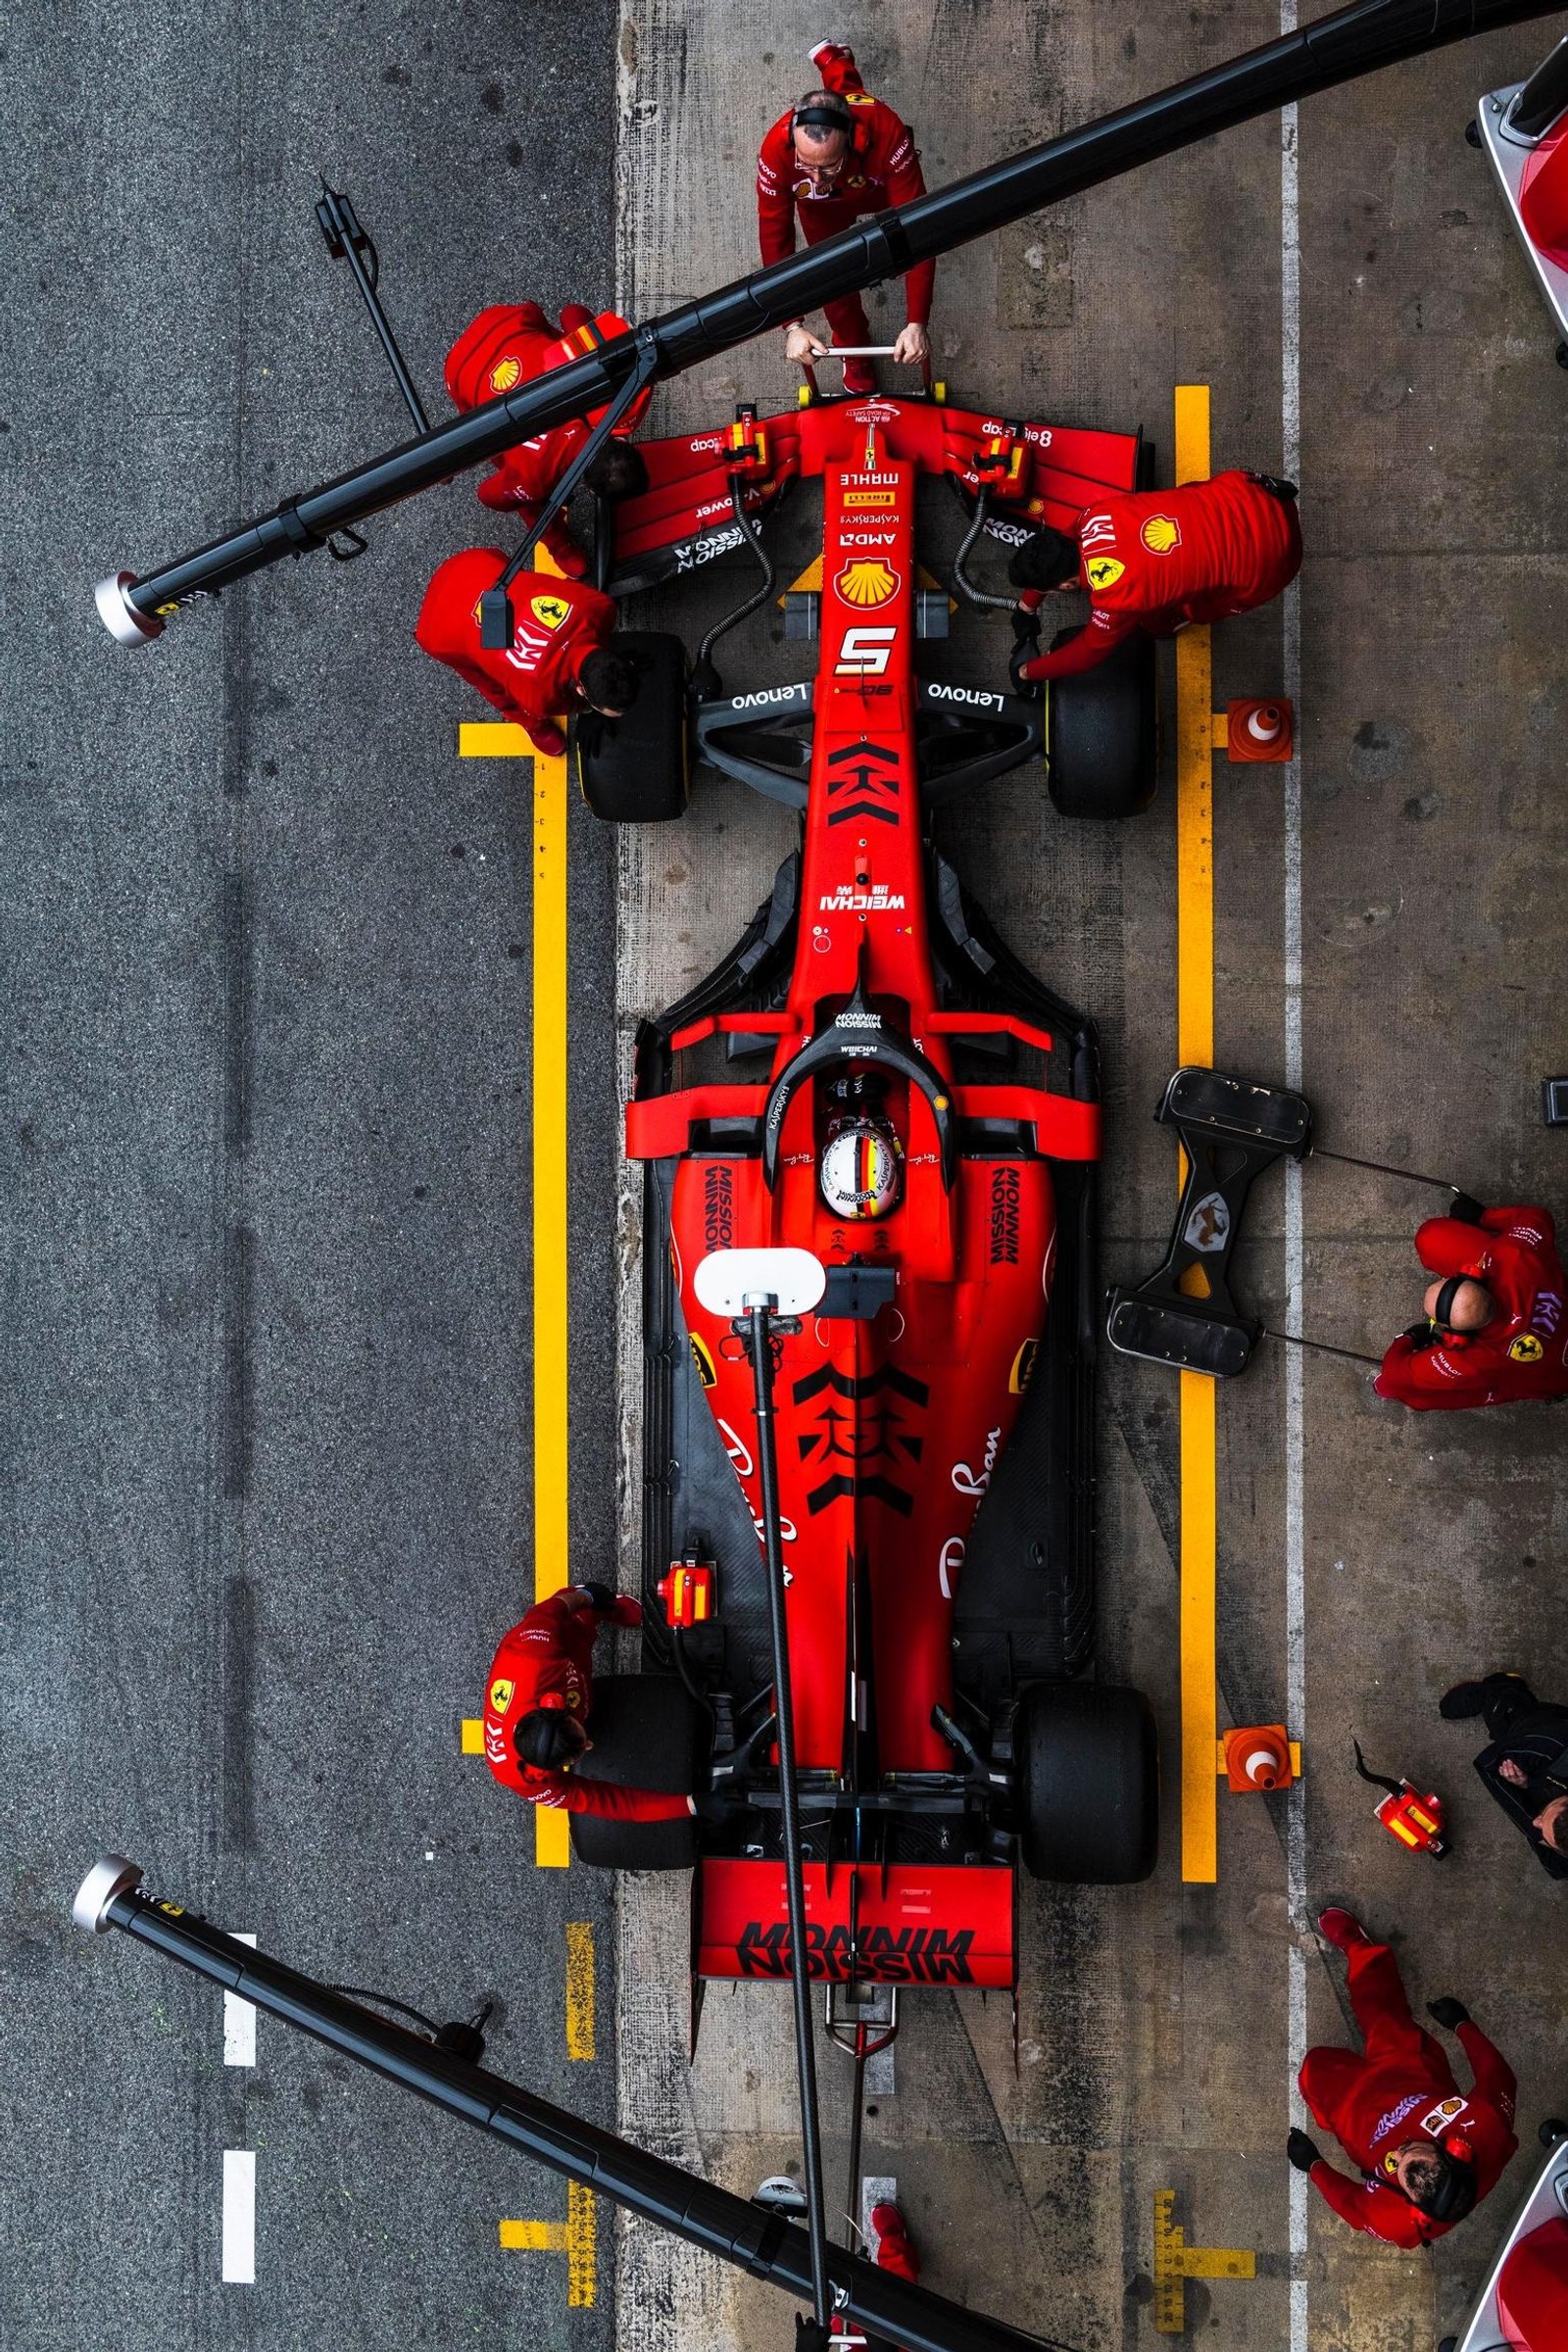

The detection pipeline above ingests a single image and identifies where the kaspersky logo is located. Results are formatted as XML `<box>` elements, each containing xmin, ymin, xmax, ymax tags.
<box><xmin>835</xmin><ymin>558</ymin><xmax>900</xmax><ymax>609</ymax></box>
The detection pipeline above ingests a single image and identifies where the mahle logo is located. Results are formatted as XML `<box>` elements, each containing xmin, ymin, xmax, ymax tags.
<box><xmin>835</xmin><ymin>558</ymin><xmax>900</xmax><ymax>609</ymax></box>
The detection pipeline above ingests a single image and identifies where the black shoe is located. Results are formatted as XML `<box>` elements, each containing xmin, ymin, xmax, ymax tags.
<box><xmin>1439</xmin><ymin>1681</ymin><xmax>1487</xmax><ymax>1720</ymax></box>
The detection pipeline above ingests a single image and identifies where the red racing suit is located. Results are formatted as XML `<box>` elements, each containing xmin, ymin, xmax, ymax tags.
<box><xmin>757</xmin><ymin>42</ymin><xmax>934</xmax><ymax>347</ymax></box>
<box><xmin>1299</xmin><ymin>1936</ymin><xmax>1517</xmax><ymax>2247</ymax></box>
<box><xmin>1020</xmin><ymin>471</ymin><xmax>1302</xmax><ymax>682</ymax></box>
<box><xmin>414</xmin><ymin>550</ymin><xmax>614</xmax><ymax>758</ymax></box>
<box><xmin>1375</xmin><ymin>1204</ymin><xmax>1568</xmax><ymax>1410</ymax></box>
<box><xmin>443</xmin><ymin>302</ymin><xmax>645</xmax><ymax>571</ymax></box>
<box><xmin>482</xmin><ymin>1589</ymin><xmax>693</xmax><ymax>1823</ymax></box>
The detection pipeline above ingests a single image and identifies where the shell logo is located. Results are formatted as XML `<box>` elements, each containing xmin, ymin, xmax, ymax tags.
<box><xmin>835</xmin><ymin>558</ymin><xmax>900</xmax><ymax>609</ymax></box>
<box><xmin>488</xmin><ymin>355</ymin><xmax>522</xmax><ymax>392</ymax></box>
<box><xmin>1140</xmin><ymin>513</ymin><xmax>1182</xmax><ymax>554</ymax></box>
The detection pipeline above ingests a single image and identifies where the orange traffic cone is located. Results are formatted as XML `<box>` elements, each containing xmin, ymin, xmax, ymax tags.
<box><xmin>1226</xmin><ymin>698</ymin><xmax>1294</xmax><ymax>763</ymax></box>
<box><xmin>1223</xmin><ymin>1724</ymin><xmax>1295</xmax><ymax>1791</ymax></box>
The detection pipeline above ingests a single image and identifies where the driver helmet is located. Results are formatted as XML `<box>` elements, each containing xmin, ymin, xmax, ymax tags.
<box><xmin>820</xmin><ymin>1117</ymin><xmax>903</xmax><ymax>1219</ymax></box>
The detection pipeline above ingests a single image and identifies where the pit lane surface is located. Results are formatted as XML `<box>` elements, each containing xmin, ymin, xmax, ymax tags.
<box><xmin>1</xmin><ymin>7</ymin><xmax>620</xmax><ymax>2347</ymax></box>
<box><xmin>612</xmin><ymin>5</ymin><xmax>1568</xmax><ymax>2350</ymax></box>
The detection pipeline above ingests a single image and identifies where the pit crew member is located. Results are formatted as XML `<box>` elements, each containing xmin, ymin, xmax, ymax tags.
<box><xmin>1007</xmin><ymin>470</ymin><xmax>1301</xmax><ymax>684</ymax></box>
<box><xmin>831</xmin><ymin>2201</ymin><xmax>920</xmax><ymax>2348</ymax></box>
<box><xmin>1441</xmin><ymin>1671</ymin><xmax>1568</xmax><ymax>1880</ymax></box>
<box><xmin>1288</xmin><ymin>1909</ymin><xmax>1517</xmax><ymax>2247</ymax></box>
<box><xmin>443</xmin><ymin>301</ymin><xmax>650</xmax><ymax>574</ymax></box>
<box><xmin>758</xmin><ymin>42</ymin><xmax>933</xmax><ymax>396</ymax></box>
<box><xmin>415</xmin><ymin>549</ymin><xmax>638</xmax><ymax>759</ymax></box>
<box><xmin>483</xmin><ymin>1584</ymin><xmax>700</xmax><ymax>1823</ymax></box>
<box><xmin>1374</xmin><ymin>1200</ymin><xmax>1568</xmax><ymax>1410</ymax></box>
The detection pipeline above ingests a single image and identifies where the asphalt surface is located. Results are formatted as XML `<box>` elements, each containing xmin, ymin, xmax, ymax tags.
<box><xmin>0</xmin><ymin>5</ymin><xmax>620</xmax><ymax>2346</ymax></box>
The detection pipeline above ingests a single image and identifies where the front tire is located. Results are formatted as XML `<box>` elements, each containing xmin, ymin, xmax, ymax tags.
<box><xmin>1046</xmin><ymin>631</ymin><xmax>1157</xmax><ymax>818</ymax></box>
<box><xmin>568</xmin><ymin>1673</ymin><xmax>700</xmax><ymax>1871</ymax></box>
<box><xmin>1016</xmin><ymin>1679</ymin><xmax>1158</xmax><ymax>1884</ymax></box>
<box><xmin>575</xmin><ymin>630</ymin><xmax>690</xmax><ymax>822</ymax></box>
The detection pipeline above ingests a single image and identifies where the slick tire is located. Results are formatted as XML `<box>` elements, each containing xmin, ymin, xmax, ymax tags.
<box><xmin>567</xmin><ymin>1673</ymin><xmax>699</xmax><ymax>1871</ymax></box>
<box><xmin>1046</xmin><ymin>631</ymin><xmax>1157</xmax><ymax>818</ymax></box>
<box><xmin>575</xmin><ymin>630</ymin><xmax>690</xmax><ymax>822</ymax></box>
<box><xmin>1016</xmin><ymin>1679</ymin><xmax>1158</xmax><ymax>1884</ymax></box>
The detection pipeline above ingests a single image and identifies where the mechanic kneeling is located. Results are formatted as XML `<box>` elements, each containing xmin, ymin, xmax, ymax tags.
<box><xmin>443</xmin><ymin>300</ymin><xmax>650</xmax><ymax>575</ymax></box>
<box><xmin>415</xmin><ymin>551</ymin><xmax>638</xmax><ymax>759</ymax></box>
<box><xmin>1441</xmin><ymin>1670</ymin><xmax>1568</xmax><ymax>1879</ymax></box>
<box><xmin>483</xmin><ymin>1584</ymin><xmax>711</xmax><ymax>1823</ymax></box>
<box><xmin>1289</xmin><ymin>1909</ymin><xmax>1517</xmax><ymax>2247</ymax></box>
<box><xmin>1375</xmin><ymin>1198</ymin><xmax>1568</xmax><ymax>1409</ymax></box>
<box><xmin>1008</xmin><ymin>469</ymin><xmax>1301</xmax><ymax>684</ymax></box>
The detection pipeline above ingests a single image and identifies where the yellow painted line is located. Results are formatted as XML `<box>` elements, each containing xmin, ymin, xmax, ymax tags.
<box><xmin>500</xmin><ymin>2183</ymin><xmax>596</xmax><ymax>2307</ymax></box>
<box><xmin>460</xmin><ymin>719</ymin><xmax>531</xmax><ymax>758</ymax></box>
<box><xmin>532</xmin><ymin>744</ymin><xmax>572</xmax><ymax>1871</ymax></box>
<box><xmin>461</xmin><ymin>1717</ymin><xmax>484</xmax><ymax>1756</ymax></box>
<box><xmin>1173</xmin><ymin>385</ymin><xmax>1217</xmax><ymax>1888</ymax></box>
<box><xmin>1211</xmin><ymin>710</ymin><xmax>1231</xmax><ymax>752</ymax></box>
<box><xmin>564</xmin><ymin>1922</ymin><xmax>596</xmax><ymax>2059</ymax></box>
<box><xmin>1153</xmin><ymin>2188</ymin><xmax>1254</xmax><ymax>2335</ymax></box>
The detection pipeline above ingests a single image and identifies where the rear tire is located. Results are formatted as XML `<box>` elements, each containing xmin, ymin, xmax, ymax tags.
<box><xmin>1016</xmin><ymin>1679</ymin><xmax>1158</xmax><ymax>1883</ymax></box>
<box><xmin>1046</xmin><ymin>631</ymin><xmax>1157</xmax><ymax>818</ymax></box>
<box><xmin>568</xmin><ymin>1673</ymin><xmax>700</xmax><ymax>1871</ymax></box>
<box><xmin>576</xmin><ymin>630</ymin><xmax>690</xmax><ymax>822</ymax></box>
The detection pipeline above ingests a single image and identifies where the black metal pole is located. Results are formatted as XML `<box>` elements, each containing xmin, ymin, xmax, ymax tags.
<box><xmin>1306</xmin><ymin>1144</ymin><xmax>1468</xmax><ymax>1191</ymax></box>
<box><xmin>746</xmin><ymin>1300</ymin><xmax>832</xmax><ymax>2339</ymax></box>
<box><xmin>316</xmin><ymin>183</ymin><xmax>431</xmax><ymax>435</ymax></box>
<box><xmin>72</xmin><ymin>1859</ymin><xmax>1054</xmax><ymax>2352</ymax></box>
<box><xmin>1262</xmin><ymin>1326</ymin><xmax>1386</xmax><ymax>1366</ymax></box>
<box><xmin>95</xmin><ymin>0</ymin><xmax>1563</xmax><ymax>640</ymax></box>
<box><xmin>1509</xmin><ymin>27</ymin><xmax>1568</xmax><ymax>137</ymax></box>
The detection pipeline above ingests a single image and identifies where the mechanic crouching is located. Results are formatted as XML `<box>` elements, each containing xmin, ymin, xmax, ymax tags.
<box><xmin>1008</xmin><ymin>469</ymin><xmax>1301</xmax><ymax>684</ymax></box>
<box><xmin>415</xmin><ymin>551</ymin><xmax>639</xmax><ymax>759</ymax></box>
<box><xmin>1441</xmin><ymin>1670</ymin><xmax>1568</xmax><ymax>1880</ymax></box>
<box><xmin>1289</xmin><ymin>1909</ymin><xmax>1517</xmax><ymax>2247</ymax></box>
<box><xmin>483</xmin><ymin>1584</ymin><xmax>707</xmax><ymax>1824</ymax></box>
<box><xmin>1375</xmin><ymin>1197</ymin><xmax>1568</xmax><ymax>1409</ymax></box>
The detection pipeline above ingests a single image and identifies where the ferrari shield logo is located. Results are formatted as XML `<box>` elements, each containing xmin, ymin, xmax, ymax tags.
<box><xmin>530</xmin><ymin>593</ymin><xmax>571</xmax><ymax>630</ymax></box>
<box><xmin>1085</xmin><ymin>555</ymin><xmax>1125</xmax><ymax>592</ymax></box>
<box><xmin>1509</xmin><ymin>1333</ymin><xmax>1544</xmax><ymax>1363</ymax></box>
<box><xmin>489</xmin><ymin>1677</ymin><xmax>514</xmax><ymax>1717</ymax></box>
<box><xmin>835</xmin><ymin>558</ymin><xmax>900</xmax><ymax>609</ymax></box>
<box><xmin>1184</xmin><ymin>1191</ymin><xmax>1230</xmax><ymax>1253</ymax></box>
<box><xmin>1140</xmin><ymin>513</ymin><xmax>1182</xmax><ymax>554</ymax></box>
<box><xmin>488</xmin><ymin>355</ymin><xmax>522</xmax><ymax>393</ymax></box>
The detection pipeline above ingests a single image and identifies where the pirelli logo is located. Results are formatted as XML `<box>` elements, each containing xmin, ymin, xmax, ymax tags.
<box><xmin>843</xmin><ymin>489</ymin><xmax>897</xmax><ymax>509</ymax></box>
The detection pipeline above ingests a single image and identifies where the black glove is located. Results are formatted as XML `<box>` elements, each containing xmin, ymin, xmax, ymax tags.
<box><xmin>1010</xmin><ymin>602</ymin><xmax>1041</xmax><ymax>645</ymax></box>
<box><xmin>576</xmin><ymin>1580</ymin><xmax>619</xmax><ymax>1613</ymax></box>
<box><xmin>1008</xmin><ymin>638</ymin><xmax>1042</xmax><ymax>700</ymax></box>
<box><xmin>691</xmin><ymin>1788</ymin><xmax>746</xmax><ymax>1823</ymax></box>
<box><xmin>1402</xmin><ymin>1320</ymin><xmax>1439</xmax><ymax>1346</ymax></box>
<box><xmin>1448</xmin><ymin>1193</ymin><xmax>1486</xmax><ymax>1225</ymax></box>
<box><xmin>1427</xmin><ymin>1997</ymin><xmax>1471</xmax><ymax>2031</ymax></box>
<box><xmin>1287</xmin><ymin>2129</ymin><xmax>1321</xmax><ymax>2173</ymax></box>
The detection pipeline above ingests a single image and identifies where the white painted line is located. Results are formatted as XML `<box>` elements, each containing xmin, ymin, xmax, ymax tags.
<box><xmin>222</xmin><ymin>1933</ymin><xmax>258</xmax><ymax>2067</ymax></box>
<box><xmin>864</xmin><ymin>2042</ymin><xmax>896</xmax><ymax>2096</ymax></box>
<box><xmin>1279</xmin><ymin>24</ymin><xmax>1309</xmax><ymax>2352</ymax></box>
<box><xmin>221</xmin><ymin>2148</ymin><xmax>256</xmax><ymax>2283</ymax></box>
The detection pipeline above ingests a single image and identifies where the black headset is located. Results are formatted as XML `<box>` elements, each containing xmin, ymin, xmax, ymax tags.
<box><xmin>1429</xmin><ymin>1275</ymin><xmax>1468</xmax><ymax>1336</ymax></box>
<box><xmin>791</xmin><ymin>94</ymin><xmax>854</xmax><ymax>136</ymax></box>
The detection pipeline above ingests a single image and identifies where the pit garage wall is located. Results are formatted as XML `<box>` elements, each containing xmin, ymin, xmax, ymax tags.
<box><xmin>612</xmin><ymin>7</ymin><xmax>1568</xmax><ymax>2352</ymax></box>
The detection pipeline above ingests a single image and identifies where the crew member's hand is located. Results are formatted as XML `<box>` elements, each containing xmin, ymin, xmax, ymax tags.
<box><xmin>1449</xmin><ymin>1193</ymin><xmax>1486</xmax><ymax>1224</ymax></box>
<box><xmin>1008</xmin><ymin>639</ymin><xmax>1042</xmax><ymax>700</ymax></box>
<box><xmin>1427</xmin><ymin>1997</ymin><xmax>1471</xmax><ymax>2031</ymax></box>
<box><xmin>892</xmin><ymin>320</ymin><xmax>930</xmax><ymax>369</ymax></box>
<box><xmin>1011</xmin><ymin>604</ymin><xmax>1041</xmax><ymax>648</ymax></box>
<box><xmin>574</xmin><ymin>1581</ymin><xmax>619</xmax><ymax>1614</ymax></box>
<box><xmin>785</xmin><ymin>323</ymin><xmax>827</xmax><ymax>364</ymax></box>
<box><xmin>691</xmin><ymin>1788</ymin><xmax>746</xmax><ymax>1822</ymax></box>
<box><xmin>1498</xmin><ymin>1758</ymin><xmax>1529</xmax><ymax>1787</ymax></box>
<box><xmin>1286</xmin><ymin>2129</ymin><xmax>1322</xmax><ymax>2173</ymax></box>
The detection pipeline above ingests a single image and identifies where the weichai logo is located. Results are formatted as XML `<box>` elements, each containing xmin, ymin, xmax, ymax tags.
<box><xmin>735</xmin><ymin>1921</ymin><xmax>977</xmax><ymax>1983</ymax></box>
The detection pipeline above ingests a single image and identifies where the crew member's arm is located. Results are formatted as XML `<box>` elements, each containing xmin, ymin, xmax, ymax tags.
<box><xmin>1413</xmin><ymin>1215</ymin><xmax>1494</xmax><ymax>1280</ymax></box>
<box><xmin>1456</xmin><ymin>2023</ymin><xmax>1518</xmax><ymax>2127</ymax></box>
<box><xmin>882</xmin><ymin>121</ymin><xmax>934</xmax><ymax>328</ymax></box>
<box><xmin>757</xmin><ymin>123</ymin><xmax>798</xmax><ymax>270</ymax></box>
<box><xmin>1307</xmin><ymin>2162</ymin><xmax>1428</xmax><ymax>2248</ymax></box>
<box><xmin>528</xmin><ymin>1771</ymin><xmax>694</xmax><ymax>1824</ymax></box>
<box><xmin>1021</xmin><ymin>607</ymin><xmax>1138</xmax><ymax>683</ymax></box>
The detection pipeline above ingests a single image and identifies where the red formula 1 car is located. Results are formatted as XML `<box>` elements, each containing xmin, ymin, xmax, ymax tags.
<box><xmin>565</xmin><ymin>382</ymin><xmax>1159</xmax><ymax>2030</ymax></box>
